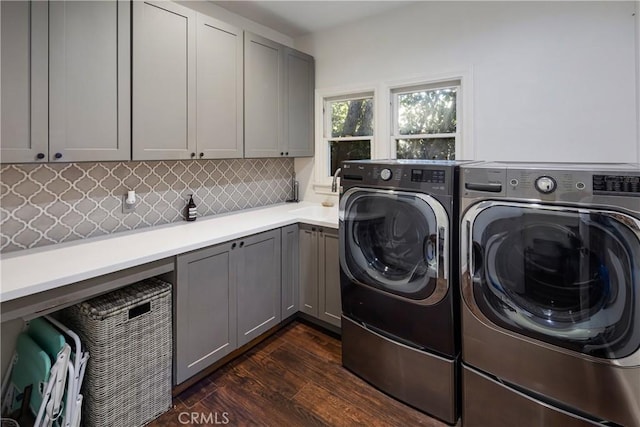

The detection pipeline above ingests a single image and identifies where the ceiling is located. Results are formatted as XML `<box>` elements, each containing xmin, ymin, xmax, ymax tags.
<box><xmin>211</xmin><ymin>1</ymin><xmax>415</xmax><ymax>38</ymax></box>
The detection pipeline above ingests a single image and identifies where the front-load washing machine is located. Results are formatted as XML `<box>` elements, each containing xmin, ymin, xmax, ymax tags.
<box><xmin>459</xmin><ymin>162</ymin><xmax>640</xmax><ymax>426</ymax></box>
<box><xmin>339</xmin><ymin>159</ymin><xmax>475</xmax><ymax>425</ymax></box>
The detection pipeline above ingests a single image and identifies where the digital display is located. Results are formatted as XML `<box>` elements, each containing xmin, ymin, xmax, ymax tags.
<box><xmin>593</xmin><ymin>175</ymin><xmax>640</xmax><ymax>195</ymax></box>
<box><xmin>411</xmin><ymin>169</ymin><xmax>446</xmax><ymax>184</ymax></box>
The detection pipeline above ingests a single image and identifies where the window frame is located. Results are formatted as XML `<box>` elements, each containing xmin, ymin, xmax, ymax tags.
<box><xmin>390</xmin><ymin>79</ymin><xmax>462</xmax><ymax>160</ymax></box>
<box><xmin>312</xmin><ymin>72</ymin><xmax>473</xmax><ymax>196</ymax></box>
<box><xmin>314</xmin><ymin>86</ymin><xmax>378</xmax><ymax>192</ymax></box>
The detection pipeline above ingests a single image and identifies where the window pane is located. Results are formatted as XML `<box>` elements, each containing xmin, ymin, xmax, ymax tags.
<box><xmin>330</xmin><ymin>140</ymin><xmax>371</xmax><ymax>175</ymax></box>
<box><xmin>396</xmin><ymin>138</ymin><xmax>455</xmax><ymax>160</ymax></box>
<box><xmin>397</xmin><ymin>88</ymin><xmax>457</xmax><ymax>135</ymax></box>
<box><xmin>330</xmin><ymin>98</ymin><xmax>373</xmax><ymax>137</ymax></box>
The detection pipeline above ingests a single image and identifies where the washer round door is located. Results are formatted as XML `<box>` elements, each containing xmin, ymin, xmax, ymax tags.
<box><xmin>340</xmin><ymin>188</ymin><xmax>449</xmax><ymax>304</ymax></box>
<box><xmin>462</xmin><ymin>201</ymin><xmax>640</xmax><ymax>360</ymax></box>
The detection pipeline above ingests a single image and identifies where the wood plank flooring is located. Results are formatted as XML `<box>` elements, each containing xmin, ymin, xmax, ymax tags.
<box><xmin>149</xmin><ymin>320</ymin><xmax>450</xmax><ymax>426</ymax></box>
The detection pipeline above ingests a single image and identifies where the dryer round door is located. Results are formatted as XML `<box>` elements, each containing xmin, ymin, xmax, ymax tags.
<box><xmin>340</xmin><ymin>188</ymin><xmax>449</xmax><ymax>304</ymax></box>
<box><xmin>462</xmin><ymin>201</ymin><xmax>640</xmax><ymax>361</ymax></box>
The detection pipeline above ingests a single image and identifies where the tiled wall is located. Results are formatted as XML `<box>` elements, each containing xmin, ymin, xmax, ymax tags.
<box><xmin>0</xmin><ymin>158</ymin><xmax>294</xmax><ymax>253</ymax></box>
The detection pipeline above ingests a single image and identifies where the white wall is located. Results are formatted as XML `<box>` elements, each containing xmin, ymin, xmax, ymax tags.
<box><xmin>295</xmin><ymin>1</ymin><xmax>639</xmax><ymax>202</ymax></box>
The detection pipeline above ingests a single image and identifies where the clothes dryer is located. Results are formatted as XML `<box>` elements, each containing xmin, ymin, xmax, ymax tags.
<box><xmin>339</xmin><ymin>159</ymin><xmax>474</xmax><ymax>425</ymax></box>
<box><xmin>459</xmin><ymin>162</ymin><xmax>640</xmax><ymax>426</ymax></box>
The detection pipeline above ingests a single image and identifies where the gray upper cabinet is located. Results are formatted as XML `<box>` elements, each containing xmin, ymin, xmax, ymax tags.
<box><xmin>281</xmin><ymin>224</ymin><xmax>299</xmax><ymax>320</ymax></box>
<box><xmin>1</xmin><ymin>0</ymin><xmax>129</xmax><ymax>164</ymax></box>
<box><xmin>237</xmin><ymin>229</ymin><xmax>282</xmax><ymax>346</ymax></box>
<box><xmin>175</xmin><ymin>242</ymin><xmax>237</xmax><ymax>385</ymax></box>
<box><xmin>49</xmin><ymin>0</ymin><xmax>130</xmax><ymax>162</ymax></box>
<box><xmin>196</xmin><ymin>15</ymin><xmax>244</xmax><ymax>159</ymax></box>
<box><xmin>133</xmin><ymin>3</ymin><xmax>246</xmax><ymax>161</ymax></box>
<box><xmin>1</xmin><ymin>1</ymin><xmax>48</xmax><ymax>163</ymax></box>
<box><xmin>132</xmin><ymin>1</ymin><xmax>197</xmax><ymax>161</ymax></box>
<box><xmin>244</xmin><ymin>32</ymin><xmax>315</xmax><ymax>158</ymax></box>
<box><xmin>244</xmin><ymin>32</ymin><xmax>283</xmax><ymax>158</ymax></box>
<box><xmin>284</xmin><ymin>48</ymin><xmax>314</xmax><ymax>157</ymax></box>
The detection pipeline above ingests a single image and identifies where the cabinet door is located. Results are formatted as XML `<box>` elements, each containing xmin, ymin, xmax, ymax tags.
<box><xmin>281</xmin><ymin>224</ymin><xmax>299</xmax><ymax>320</ymax></box>
<box><xmin>237</xmin><ymin>229</ymin><xmax>282</xmax><ymax>346</ymax></box>
<box><xmin>244</xmin><ymin>32</ymin><xmax>283</xmax><ymax>158</ymax></box>
<box><xmin>299</xmin><ymin>224</ymin><xmax>318</xmax><ymax>316</ymax></box>
<box><xmin>0</xmin><ymin>1</ymin><xmax>48</xmax><ymax>163</ymax></box>
<box><xmin>284</xmin><ymin>48</ymin><xmax>314</xmax><ymax>157</ymax></box>
<box><xmin>49</xmin><ymin>0</ymin><xmax>130</xmax><ymax>162</ymax></box>
<box><xmin>175</xmin><ymin>242</ymin><xmax>237</xmax><ymax>384</ymax></box>
<box><xmin>196</xmin><ymin>14</ymin><xmax>243</xmax><ymax>159</ymax></box>
<box><xmin>132</xmin><ymin>1</ymin><xmax>196</xmax><ymax>160</ymax></box>
<box><xmin>318</xmin><ymin>228</ymin><xmax>341</xmax><ymax>327</ymax></box>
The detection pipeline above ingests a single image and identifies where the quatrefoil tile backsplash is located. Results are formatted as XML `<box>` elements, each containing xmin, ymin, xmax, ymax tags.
<box><xmin>0</xmin><ymin>158</ymin><xmax>294</xmax><ymax>253</ymax></box>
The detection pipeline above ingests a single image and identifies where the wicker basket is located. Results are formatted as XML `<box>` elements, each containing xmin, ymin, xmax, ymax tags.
<box><xmin>61</xmin><ymin>278</ymin><xmax>172</xmax><ymax>427</ymax></box>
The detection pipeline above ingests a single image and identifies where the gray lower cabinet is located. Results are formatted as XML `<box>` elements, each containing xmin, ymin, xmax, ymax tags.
<box><xmin>281</xmin><ymin>225</ymin><xmax>299</xmax><ymax>320</ymax></box>
<box><xmin>1</xmin><ymin>0</ymin><xmax>130</xmax><ymax>163</ymax></box>
<box><xmin>299</xmin><ymin>224</ymin><xmax>319</xmax><ymax>316</ymax></box>
<box><xmin>299</xmin><ymin>224</ymin><xmax>341</xmax><ymax>328</ymax></box>
<box><xmin>236</xmin><ymin>229</ymin><xmax>282</xmax><ymax>346</ymax></box>
<box><xmin>175</xmin><ymin>228</ymin><xmax>282</xmax><ymax>384</ymax></box>
<box><xmin>175</xmin><ymin>242</ymin><xmax>237</xmax><ymax>384</ymax></box>
<box><xmin>318</xmin><ymin>228</ymin><xmax>341</xmax><ymax>326</ymax></box>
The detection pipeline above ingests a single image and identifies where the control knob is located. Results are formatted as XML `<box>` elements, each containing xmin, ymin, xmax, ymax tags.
<box><xmin>535</xmin><ymin>176</ymin><xmax>557</xmax><ymax>194</ymax></box>
<box><xmin>380</xmin><ymin>168</ymin><xmax>392</xmax><ymax>181</ymax></box>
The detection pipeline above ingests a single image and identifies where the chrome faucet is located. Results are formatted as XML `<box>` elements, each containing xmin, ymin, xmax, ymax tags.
<box><xmin>331</xmin><ymin>168</ymin><xmax>341</xmax><ymax>193</ymax></box>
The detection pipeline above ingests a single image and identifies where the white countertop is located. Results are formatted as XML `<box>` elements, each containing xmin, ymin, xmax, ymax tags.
<box><xmin>0</xmin><ymin>202</ymin><xmax>338</xmax><ymax>303</ymax></box>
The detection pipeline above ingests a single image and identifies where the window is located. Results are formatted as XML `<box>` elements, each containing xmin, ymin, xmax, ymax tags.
<box><xmin>391</xmin><ymin>80</ymin><xmax>460</xmax><ymax>160</ymax></box>
<box><xmin>324</xmin><ymin>93</ymin><xmax>373</xmax><ymax>176</ymax></box>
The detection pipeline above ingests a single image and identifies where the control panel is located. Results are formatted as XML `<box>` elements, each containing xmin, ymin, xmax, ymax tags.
<box><xmin>340</xmin><ymin>162</ymin><xmax>453</xmax><ymax>195</ymax></box>
<box><xmin>463</xmin><ymin>166</ymin><xmax>640</xmax><ymax>203</ymax></box>
<box><xmin>411</xmin><ymin>169</ymin><xmax>446</xmax><ymax>184</ymax></box>
<box><xmin>593</xmin><ymin>175</ymin><xmax>640</xmax><ymax>196</ymax></box>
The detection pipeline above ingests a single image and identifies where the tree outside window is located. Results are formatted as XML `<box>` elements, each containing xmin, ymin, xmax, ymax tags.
<box><xmin>392</xmin><ymin>82</ymin><xmax>459</xmax><ymax>160</ymax></box>
<box><xmin>325</xmin><ymin>94</ymin><xmax>373</xmax><ymax>175</ymax></box>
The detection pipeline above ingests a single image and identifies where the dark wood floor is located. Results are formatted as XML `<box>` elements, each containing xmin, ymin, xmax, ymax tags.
<box><xmin>149</xmin><ymin>320</ymin><xmax>450</xmax><ymax>426</ymax></box>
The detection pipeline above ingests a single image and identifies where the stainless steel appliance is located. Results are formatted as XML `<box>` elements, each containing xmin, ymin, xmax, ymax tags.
<box><xmin>459</xmin><ymin>162</ymin><xmax>640</xmax><ymax>426</ymax></box>
<box><xmin>339</xmin><ymin>159</ymin><xmax>474</xmax><ymax>425</ymax></box>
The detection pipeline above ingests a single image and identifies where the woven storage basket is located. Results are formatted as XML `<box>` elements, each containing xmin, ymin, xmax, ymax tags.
<box><xmin>61</xmin><ymin>278</ymin><xmax>172</xmax><ymax>427</ymax></box>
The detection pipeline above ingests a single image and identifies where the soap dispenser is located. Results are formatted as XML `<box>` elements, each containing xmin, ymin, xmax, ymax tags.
<box><xmin>186</xmin><ymin>194</ymin><xmax>197</xmax><ymax>221</ymax></box>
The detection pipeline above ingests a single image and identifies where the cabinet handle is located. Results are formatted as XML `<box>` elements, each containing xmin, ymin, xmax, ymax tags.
<box><xmin>231</xmin><ymin>242</ymin><xmax>236</xmax><ymax>249</ymax></box>
<box><xmin>285</xmin><ymin>152</ymin><xmax>289</xmax><ymax>156</ymax></box>
<box><xmin>239</xmin><ymin>241</ymin><xmax>244</xmax><ymax>248</ymax></box>
<box><xmin>190</xmin><ymin>152</ymin><xmax>196</xmax><ymax>159</ymax></box>
<box><xmin>36</xmin><ymin>153</ymin><xmax>45</xmax><ymax>160</ymax></box>
<box><xmin>319</xmin><ymin>228</ymin><xmax>323</xmax><ymax>233</ymax></box>
<box><xmin>311</xmin><ymin>227</ymin><xmax>316</xmax><ymax>232</ymax></box>
<box><xmin>280</xmin><ymin>152</ymin><xmax>284</xmax><ymax>156</ymax></box>
<box><xmin>54</xmin><ymin>152</ymin><xmax>62</xmax><ymax>160</ymax></box>
<box><xmin>199</xmin><ymin>152</ymin><xmax>204</xmax><ymax>158</ymax></box>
